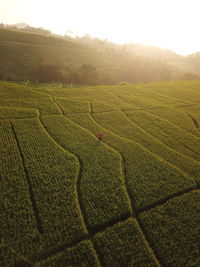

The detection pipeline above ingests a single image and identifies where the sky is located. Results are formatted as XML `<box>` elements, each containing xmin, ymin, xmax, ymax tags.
<box><xmin>1</xmin><ymin>0</ymin><xmax>200</xmax><ymax>55</ymax></box>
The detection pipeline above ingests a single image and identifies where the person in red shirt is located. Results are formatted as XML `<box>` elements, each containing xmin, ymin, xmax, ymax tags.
<box><xmin>97</xmin><ymin>133</ymin><xmax>104</xmax><ymax>140</ymax></box>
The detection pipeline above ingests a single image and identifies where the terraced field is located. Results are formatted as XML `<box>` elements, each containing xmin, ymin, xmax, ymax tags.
<box><xmin>1</xmin><ymin>80</ymin><xmax>200</xmax><ymax>266</ymax></box>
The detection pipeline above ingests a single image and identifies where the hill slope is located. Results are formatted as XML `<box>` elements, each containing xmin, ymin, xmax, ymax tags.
<box><xmin>0</xmin><ymin>28</ymin><xmax>199</xmax><ymax>84</ymax></box>
<box><xmin>1</xmin><ymin>80</ymin><xmax>200</xmax><ymax>266</ymax></box>
<box><xmin>123</xmin><ymin>43</ymin><xmax>200</xmax><ymax>76</ymax></box>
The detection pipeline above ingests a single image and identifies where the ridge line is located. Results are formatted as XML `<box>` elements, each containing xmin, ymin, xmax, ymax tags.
<box><xmin>10</xmin><ymin>121</ymin><xmax>43</xmax><ymax>234</ymax></box>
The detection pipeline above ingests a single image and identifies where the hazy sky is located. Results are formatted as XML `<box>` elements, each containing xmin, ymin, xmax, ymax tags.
<box><xmin>1</xmin><ymin>0</ymin><xmax>200</xmax><ymax>55</ymax></box>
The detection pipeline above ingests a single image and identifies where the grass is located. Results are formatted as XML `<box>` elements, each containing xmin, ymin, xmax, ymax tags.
<box><xmin>1</xmin><ymin>80</ymin><xmax>200</xmax><ymax>266</ymax></box>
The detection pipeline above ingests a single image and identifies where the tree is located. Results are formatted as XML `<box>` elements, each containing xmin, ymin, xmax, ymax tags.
<box><xmin>32</xmin><ymin>63</ymin><xmax>65</xmax><ymax>82</ymax></box>
<box><xmin>79</xmin><ymin>64</ymin><xmax>99</xmax><ymax>85</ymax></box>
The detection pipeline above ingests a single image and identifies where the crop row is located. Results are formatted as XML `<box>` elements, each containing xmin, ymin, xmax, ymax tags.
<box><xmin>134</xmin><ymin>85</ymin><xmax>193</xmax><ymax>107</ymax></box>
<box><xmin>40</xmin><ymin>115</ymin><xmax>132</xmax><ymax>230</ymax></box>
<box><xmin>139</xmin><ymin>190</ymin><xmax>200</xmax><ymax>267</ymax></box>
<box><xmin>107</xmin><ymin>84</ymin><xmax>192</xmax><ymax>108</ymax></box>
<box><xmin>125</xmin><ymin>110</ymin><xmax>200</xmax><ymax>161</ymax></box>
<box><xmin>90</xmin><ymin>110</ymin><xmax>200</xmax><ymax>182</ymax></box>
<box><xmin>147</xmin><ymin>107</ymin><xmax>199</xmax><ymax>137</ymax></box>
<box><xmin>105</xmin><ymin>87</ymin><xmax>199</xmax><ymax>158</ymax></box>
<box><xmin>37</xmin><ymin>217</ymin><xmax>160</xmax><ymax>266</ymax></box>
<box><xmin>52</xmin><ymin>96</ymin><xmax>125</xmax><ymax>114</ymax></box>
<box><xmin>0</xmin><ymin>106</ymin><xmax>39</xmax><ymax>119</ymax></box>
<box><xmin>53</xmin><ymin>97</ymin><xmax>122</xmax><ymax>114</ymax></box>
<box><xmin>53</xmin><ymin>97</ymin><xmax>91</xmax><ymax>114</ymax></box>
<box><xmin>35</xmin><ymin>189</ymin><xmax>200</xmax><ymax>266</ymax></box>
<box><xmin>0</xmin><ymin>118</ymin><xmax>92</xmax><ymax>265</ymax></box>
<box><xmin>1</xmin><ymin>80</ymin><xmax>200</xmax><ymax>266</ymax></box>
<box><xmin>38</xmin><ymin>240</ymin><xmax>101</xmax><ymax>267</ymax></box>
<box><xmin>32</xmin><ymin>83</ymin><xmax>134</xmax><ymax>110</ymax></box>
<box><xmin>3</xmin><ymin>188</ymin><xmax>198</xmax><ymax>266</ymax></box>
<box><xmin>105</xmin><ymin>86</ymin><xmax>200</xmax><ymax>160</ymax></box>
<box><xmin>92</xmin><ymin>110</ymin><xmax>200</xmax><ymax>179</ymax></box>
<box><xmin>0</xmin><ymin>81</ymin><xmax>61</xmax><ymax>115</ymax></box>
<box><xmin>181</xmin><ymin>105</ymin><xmax>200</xmax><ymax>130</ymax></box>
<box><xmin>0</xmin><ymin>120</ymin><xmax>44</xmax><ymax>266</ymax></box>
<box><xmin>106</xmin><ymin>87</ymin><xmax>164</xmax><ymax>109</ymax></box>
<box><xmin>67</xmin><ymin>113</ymin><xmax>196</xmax><ymax>210</ymax></box>
<box><xmin>92</xmin><ymin>217</ymin><xmax>159</xmax><ymax>267</ymax></box>
<box><xmin>11</xmin><ymin>118</ymin><xmax>87</xmax><ymax>238</ymax></box>
<box><xmin>0</xmin><ymin>98</ymin><xmax>61</xmax><ymax>116</ymax></box>
<box><xmin>137</xmin><ymin>81</ymin><xmax>200</xmax><ymax>105</ymax></box>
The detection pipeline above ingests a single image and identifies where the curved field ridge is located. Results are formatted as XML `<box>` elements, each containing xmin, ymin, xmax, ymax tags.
<box><xmin>40</xmin><ymin>115</ymin><xmax>132</xmax><ymax>230</ymax></box>
<box><xmin>1</xmin><ymin>80</ymin><xmax>200</xmax><ymax>266</ymax></box>
<box><xmin>11</xmin><ymin>118</ymin><xmax>87</xmax><ymax>238</ymax></box>
<box><xmin>139</xmin><ymin>190</ymin><xmax>200</xmax><ymax>267</ymax></box>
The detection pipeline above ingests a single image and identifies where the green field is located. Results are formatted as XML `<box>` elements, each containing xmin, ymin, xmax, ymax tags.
<box><xmin>1</xmin><ymin>80</ymin><xmax>200</xmax><ymax>266</ymax></box>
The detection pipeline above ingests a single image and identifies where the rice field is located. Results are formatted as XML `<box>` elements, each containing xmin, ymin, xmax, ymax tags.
<box><xmin>0</xmin><ymin>80</ymin><xmax>200</xmax><ymax>266</ymax></box>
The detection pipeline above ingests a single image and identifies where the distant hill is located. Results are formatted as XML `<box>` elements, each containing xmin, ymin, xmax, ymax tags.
<box><xmin>123</xmin><ymin>43</ymin><xmax>200</xmax><ymax>76</ymax></box>
<box><xmin>0</xmin><ymin>27</ymin><xmax>199</xmax><ymax>84</ymax></box>
<box><xmin>8</xmin><ymin>23</ymin><xmax>29</xmax><ymax>29</ymax></box>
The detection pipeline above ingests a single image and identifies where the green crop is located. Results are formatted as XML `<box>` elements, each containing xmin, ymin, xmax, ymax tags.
<box><xmin>125</xmin><ymin>110</ymin><xmax>199</xmax><ymax>161</ymax></box>
<box><xmin>93</xmin><ymin>218</ymin><xmax>159</xmax><ymax>266</ymax></box>
<box><xmin>11</xmin><ymin>118</ymin><xmax>86</xmax><ymax>239</ymax></box>
<box><xmin>91</xmin><ymin>110</ymin><xmax>200</xmax><ymax>183</ymax></box>
<box><xmin>53</xmin><ymin>97</ymin><xmax>91</xmax><ymax>114</ymax></box>
<box><xmin>0</xmin><ymin>81</ymin><xmax>61</xmax><ymax>115</ymax></box>
<box><xmin>147</xmin><ymin>107</ymin><xmax>200</xmax><ymax>137</ymax></box>
<box><xmin>40</xmin><ymin>115</ymin><xmax>132</xmax><ymax>230</ymax></box>
<box><xmin>0</xmin><ymin>106</ymin><xmax>39</xmax><ymax>119</ymax></box>
<box><xmin>38</xmin><ymin>240</ymin><xmax>101</xmax><ymax>266</ymax></box>
<box><xmin>1</xmin><ymin>80</ymin><xmax>200</xmax><ymax>266</ymax></box>
<box><xmin>139</xmin><ymin>190</ymin><xmax>200</xmax><ymax>267</ymax></box>
<box><xmin>68</xmin><ymin>113</ymin><xmax>197</xmax><ymax>210</ymax></box>
<box><xmin>181</xmin><ymin>105</ymin><xmax>200</xmax><ymax>131</ymax></box>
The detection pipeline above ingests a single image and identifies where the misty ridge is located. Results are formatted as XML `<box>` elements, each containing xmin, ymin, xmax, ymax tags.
<box><xmin>0</xmin><ymin>23</ymin><xmax>199</xmax><ymax>85</ymax></box>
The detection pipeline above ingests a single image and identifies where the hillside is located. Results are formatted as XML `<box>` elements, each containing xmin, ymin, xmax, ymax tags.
<box><xmin>1</xmin><ymin>80</ymin><xmax>200</xmax><ymax>266</ymax></box>
<box><xmin>123</xmin><ymin>43</ymin><xmax>200</xmax><ymax>76</ymax></box>
<box><xmin>0</xmin><ymin>28</ymin><xmax>199</xmax><ymax>84</ymax></box>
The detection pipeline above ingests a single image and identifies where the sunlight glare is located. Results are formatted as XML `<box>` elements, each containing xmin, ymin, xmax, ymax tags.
<box><xmin>1</xmin><ymin>0</ymin><xmax>200</xmax><ymax>55</ymax></box>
